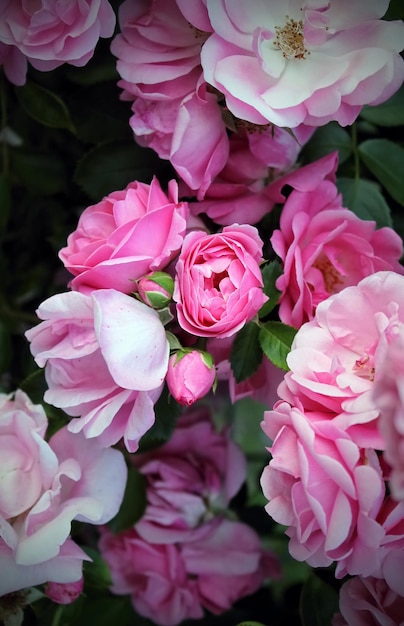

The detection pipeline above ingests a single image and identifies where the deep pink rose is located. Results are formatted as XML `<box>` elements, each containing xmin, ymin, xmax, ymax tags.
<box><xmin>270</xmin><ymin>153</ymin><xmax>403</xmax><ymax>328</ymax></box>
<box><xmin>25</xmin><ymin>289</ymin><xmax>169</xmax><ymax>452</ymax></box>
<box><xmin>133</xmin><ymin>407</ymin><xmax>246</xmax><ymax>543</ymax></box>
<box><xmin>333</xmin><ymin>576</ymin><xmax>404</xmax><ymax>626</ymax></box>
<box><xmin>166</xmin><ymin>350</ymin><xmax>216</xmax><ymax>407</ymax></box>
<box><xmin>261</xmin><ymin>400</ymin><xmax>386</xmax><ymax>577</ymax></box>
<box><xmin>174</xmin><ymin>224</ymin><xmax>268</xmax><ymax>338</ymax></box>
<box><xmin>99</xmin><ymin>518</ymin><xmax>276</xmax><ymax>626</ymax></box>
<box><xmin>373</xmin><ymin>336</ymin><xmax>404</xmax><ymax>502</ymax></box>
<box><xmin>59</xmin><ymin>177</ymin><xmax>189</xmax><ymax>295</ymax></box>
<box><xmin>45</xmin><ymin>577</ymin><xmax>84</xmax><ymax>605</ymax></box>
<box><xmin>201</xmin><ymin>0</ymin><xmax>404</xmax><ymax>127</ymax></box>
<box><xmin>278</xmin><ymin>272</ymin><xmax>404</xmax><ymax>449</ymax></box>
<box><xmin>0</xmin><ymin>391</ymin><xmax>127</xmax><ymax>596</ymax></box>
<box><xmin>0</xmin><ymin>0</ymin><xmax>115</xmax><ymax>77</ymax></box>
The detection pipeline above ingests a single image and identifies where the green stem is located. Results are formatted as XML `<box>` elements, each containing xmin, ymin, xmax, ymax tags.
<box><xmin>51</xmin><ymin>605</ymin><xmax>65</xmax><ymax>626</ymax></box>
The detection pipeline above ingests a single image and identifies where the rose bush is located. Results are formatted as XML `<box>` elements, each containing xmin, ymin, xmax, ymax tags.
<box><xmin>174</xmin><ymin>224</ymin><xmax>268</xmax><ymax>338</ymax></box>
<box><xmin>200</xmin><ymin>0</ymin><xmax>404</xmax><ymax>127</ymax></box>
<box><xmin>59</xmin><ymin>177</ymin><xmax>189</xmax><ymax>295</ymax></box>
<box><xmin>0</xmin><ymin>390</ymin><xmax>127</xmax><ymax>597</ymax></box>
<box><xmin>25</xmin><ymin>289</ymin><xmax>169</xmax><ymax>452</ymax></box>
<box><xmin>0</xmin><ymin>0</ymin><xmax>115</xmax><ymax>83</ymax></box>
<box><xmin>333</xmin><ymin>576</ymin><xmax>404</xmax><ymax>626</ymax></box>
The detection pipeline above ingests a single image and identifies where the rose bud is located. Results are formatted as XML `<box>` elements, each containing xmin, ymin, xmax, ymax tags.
<box><xmin>137</xmin><ymin>271</ymin><xmax>175</xmax><ymax>309</ymax></box>
<box><xmin>44</xmin><ymin>578</ymin><xmax>84</xmax><ymax>605</ymax></box>
<box><xmin>166</xmin><ymin>350</ymin><xmax>216</xmax><ymax>406</ymax></box>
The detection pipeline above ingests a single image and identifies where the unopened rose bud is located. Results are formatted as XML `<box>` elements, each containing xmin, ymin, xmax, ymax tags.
<box><xmin>137</xmin><ymin>272</ymin><xmax>174</xmax><ymax>309</ymax></box>
<box><xmin>166</xmin><ymin>350</ymin><xmax>216</xmax><ymax>406</ymax></box>
<box><xmin>44</xmin><ymin>578</ymin><xmax>84</xmax><ymax>605</ymax></box>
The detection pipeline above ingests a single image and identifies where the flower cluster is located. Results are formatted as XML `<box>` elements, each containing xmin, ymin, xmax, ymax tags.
<box><xmin>1</xmin><ymin>1</ymin><xmax>404</xmax><ymax>625</ymax></box>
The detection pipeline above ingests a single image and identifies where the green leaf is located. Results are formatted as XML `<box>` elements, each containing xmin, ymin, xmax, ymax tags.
<box><xmin>74</xmin><ymin>140</ymin><xmax>163</xmax><ymax>201</ymax></box>
<box><xmin>299</xmin><ymin>122</ymin><xmax>352</xmax><ymax>164</ymax></box>
<box><xmin>15</xmin><ymin>81</ymin><xmax>75</xmax><ymax>132</ymax></box>
<box><xmin>336</xmin><ymin>177</ymin><xmax>392</xmax><ymax>228</ymax></box>
<box><xmin>108</xmin><ymin>465</ymin><xmax>147</xmax><ymax>534</ymax></box>
<box><xmin>236</xmin><ymin>622</ymin><xmax>267</xmax><ymax>626</ymax></box>
<box><xmin>299</xmin><ymin>573</ymin><xmax>339</xmax><ymax>626</ymax></box>
<box><xmin>259</xmin><ymin>260</ymin><xmax>282</xmax><ymax>318</ymax></box>
<box><xmin>230</xmin><ymin>321</ymin><xmax>263</xmax><ymax>383</ymax></box>
<box><xmin>358</xmin><ymin>139</ymin><xmax>404</xmax><ymax>206</ymax></box>
<box><xmin>82</xmin><ymin>548</ymin><xmax>112</xmax><ymax>590</ymax></box>
<box><xmin>10</xmin><ymin>149</ymin><xmax>67</xmax><ymax>195</ymax></box>
<box><xmin>259</xmin><ymin>321</ymin><xmax>297</xmax><ymax>371</ymax></box>
<box><xmin>360</xmin><ymin>84</ymin><xmax>404</xmax><ymax>126</ymax></box>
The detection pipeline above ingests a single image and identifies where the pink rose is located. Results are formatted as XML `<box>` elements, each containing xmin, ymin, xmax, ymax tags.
<box><xmin>278</xmin><ymin>272</ymin><xmax>404</xmax><ymax>449</ymax></box>
<box><xmin>201</xmin><ymin>0</ymin><xmax>404</xmax><ymax>127</ymax></box>
<box><xmin>0</xmin><ymin>391</ymin><xmax>127</xmax><ymax>596</ymax></box>
<box><xmin>59</xmin><ymin>177</ymin><xmax>189</xmax><ymax>295</ymax></box>
<box><xmin>111</xmin><ymin>0</ymin><xmax>210</xmax><ymax>102</ymax></box>
<box><xmin>0</xmin><ymin>0</ymin><xmax>115</xmax><ymax>77</ymax></box>
<box><xmin>133</xmin><ymin>406</ymin><xmax>246</xmax><ymax>543</ymax></box>
<box><xmin>373</xmin><ymin>336</ymin><xmax>404</xmax><ymax>501</ymax></box>
<box><xmin>45</xmin><ymin>577</ymin><xmax>84</xmax><ymax>605</ymax></box>
<box><xmin>25</xmin><ymin>289</ymin><xmax>169</xmax><ymax>452</ymax></box>
<box><xmin>270</xmin><ymin>153</ymin><xmax>403</xmax><ymax>328</ymax></box>
<box><xmin>333</xmin><ymin>576</ymin><xmax>404</xmax><ymax>626</ymax></box>
<box><xmin>0</xmin><ymin>42</ymin><xmax>26</xmax><ymax>85</ymax></box>
<box><xmin>137</xmin><ymin>271</ymin><xmax>174</xmax><ymax>309</ymax></box>
<box><xmin>174</xmin><ymin>224</ymin><xmax>268</xmax><ymax>338</ymax></box>
<box><xmin>99</xmin><ymin>518</ymin><xmax>276</xmax><ymax>626</ymax></box>
<box><xmin>260</xmin><ymin>400</ymin><xmax>386</xmax><ymax>577</ymax></box>
<box><xmin>166</xmin><ymin>350</ymin><xmax>216</xmax><ymax>407</ymax></box>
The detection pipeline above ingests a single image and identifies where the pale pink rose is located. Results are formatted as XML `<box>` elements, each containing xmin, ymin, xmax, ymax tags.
<box><xmin>270</xmin><ymin>153</ymin><xmax>403</xmax><ymax>328</ymax></box>
<box><xmin>376</xmin><ymin>497</ymin><xmax>404</xmax><ymax>597</ymax></box>
<box><xmin>45</xmin><ymin>577</ymin><xmax>84</xmax><ymax>605</ymax></box>
<box><xmin>201</xmin><ymin>0</ymin><xmax>404</xmax><ymax>127</ymax></box>
<box><xmin>174</xmin><ymin>224</ymin><xmax>268</xmax><ymax>338</ymax></box>
<box><xmin>111</xmin><ymin>0</ymin><xmax>228</xmax><ymax>197</ymax></box>
<box><xmin>279</xmin><ymin>272</ymin><xmax>404</xmax><ymax>449</ymax></box>
<box><xmin>260</xmin><ymin>400</ymin><xmax>386</xmax><ymax>577</ymax></box>
<box><xmin>0</xmin><ymin>42</ymin><xmax>26</xmax><ymax>85</ymax></box>
<box><xmin>333</xmin><ymin>576</ymin><xmax>404</xmax><ymax>626</ymax></box>
<box><xmin>166</xmin><ymin>350</ymin><xmax>216</xmax><ymax>407</ymax></box>
<box><xmin>111</xmin><ymin>0</ymin><xmax>211</xmax><ymax>102</ymax></box>
<box><xmin>133</xmin><ymin>407</ymin><xmax>246</xmax><ymax>543</ymax></box>
<box><xmin>0</xmin><ymin>0</ymin><xmax>115</xmax><ymax>76</ymax></box>
<box><xmin>99</xmin><ymin>518</ymin><xmax>277</xmax><ymax>625</ymax></box>
<box><xmin>373</xmin><ymin>336</ymin><xmax>404</xmax><ymax>501</ymax></box>
<box><xmin>0</xmin><ymin>391</ymin><xmax>127</xmax><ymax>596</ymax></box>
<box><xmin>59</xmin><ymin>177</ymin><xmax>189</xmax><ymax>295</ymax></box>
<box><xmin>25</xmin><ymin>289</ymin><xmax>169</xmax><ymax>452</ymax></box>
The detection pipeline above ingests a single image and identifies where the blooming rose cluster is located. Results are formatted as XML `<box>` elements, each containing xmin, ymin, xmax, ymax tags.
<box><xmin>0</xmin><ymin>390</ymin><xmax>127</xmax><ymax>597</ymax></box>
<box><xmin>261</xmin><ymin>272</ymin><xmax>404</xmax><ymax>599</ymax></box>
<box><xmin>99</xmin><ymin>408</ymin><xmax>280</xmax><ymax>625</ymax></box>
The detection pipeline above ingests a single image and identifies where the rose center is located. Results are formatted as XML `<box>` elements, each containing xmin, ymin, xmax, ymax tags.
<box><xmin>353</xmin><ymin>353</ymin><xmax>375</xmax><ymax>382</ymax></box>
<box><xmin>313</xmin><ymin>255</ymin><xmax>344</xmax><ymax>294</ymax></box>
<box><xmin>273</xmin><ymin>16</ymin><xmax>309</xmax><ymax>59</ymax></box>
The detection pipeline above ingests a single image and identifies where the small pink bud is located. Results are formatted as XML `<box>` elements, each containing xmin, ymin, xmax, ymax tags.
<box><xmin>44</xmin><ymin>578</ymin><xmax>84</xmax><ymax>605</ymax></box>
<box><xmin>137</xmin><ymin>272</ymin><xmax>174</xmax><ymax>309</ymax></box>
<box><xmin>166</xmin><ymin>350</ymin><xmax>216</xmax><ymax>406</ymax></box>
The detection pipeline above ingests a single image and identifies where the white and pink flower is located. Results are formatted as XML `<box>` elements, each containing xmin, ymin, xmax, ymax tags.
<box><xmin>200</xmin><ymin>0</ymin><xmax>404</xmax><ymax>127</ymax></box>
<box><xmin>25</xmin><ymin>289</ymin><xmax>169</xmax><ymax>452</ymax></box>
<box><xmin>0</xmin><ymin>390</ymin><xmax>127</xmax><ymax>596</ymax></box>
